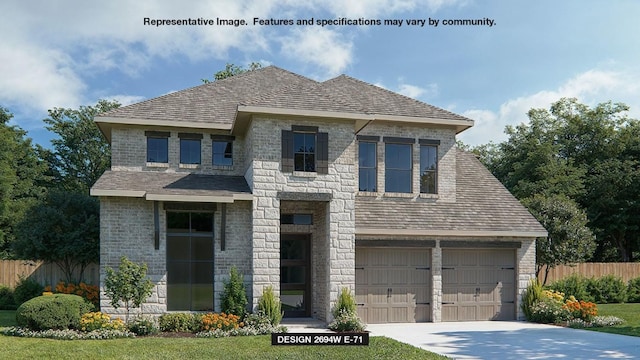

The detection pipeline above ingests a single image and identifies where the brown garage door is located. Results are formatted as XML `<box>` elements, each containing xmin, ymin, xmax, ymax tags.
<box><xmin>442</xmin><ymin>249</ymin><xmax>515</xmax><ymax>321</ymax></box>
<box><xmin>355</xmin><ymin>248</ymin><xmax>431</xmax><ymax>323</ymax></box>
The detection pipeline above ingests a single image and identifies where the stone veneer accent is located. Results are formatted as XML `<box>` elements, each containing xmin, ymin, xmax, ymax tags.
<box><xmin>247</xmin><ymin>117</ymin><xmax>356</xmax><ymax>322</ymax></box>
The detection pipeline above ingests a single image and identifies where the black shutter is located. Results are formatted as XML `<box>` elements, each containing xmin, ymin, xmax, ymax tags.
<box><xmin>282</xmin><ymin>130</ymin><xmax>293</xmax><ymax>172</ymax></box>
<box><xmin>317</xmin><ymin>132</ymin><xmax>328</xmax><ymax>174</ymax></box>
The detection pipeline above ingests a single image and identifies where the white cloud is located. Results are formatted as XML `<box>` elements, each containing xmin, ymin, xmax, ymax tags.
<box><xmin>104</xmin><ymin>95</ymin><xmax>148</xmax><ymax>107</ymax></box>
<box><xmin>280</xmin><ymin>27</ymin><xmax>353</xmax><ymax>77</ymax></box>
<box><xmin>0</xmin><ymin>0</ymin><xmax>467</xmax><ymax>119</ymax></box>
<box><xmin>375</xmin><ymin>80</ymin><xmax>438</xmax><ymax>100</ymax></box>
<box><xmin>0</xmin><ymin>41</ymin><xmax>85</xmax><ymax>111</ymax></box>
<box><xmin>458</xmin><ymin>68</ymin><xmax>640</xmax><ymax>146</ymax></box>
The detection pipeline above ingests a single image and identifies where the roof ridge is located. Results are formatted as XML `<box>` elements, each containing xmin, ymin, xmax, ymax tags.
<box><xmin>324</xmin><ymin>74</ymin><xmax>473</xmax><ymax>121</ymax></box>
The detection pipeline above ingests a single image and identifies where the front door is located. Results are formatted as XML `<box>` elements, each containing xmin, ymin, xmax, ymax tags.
<box><xmin>280</xmin><ymin>234</ymin><xmax>311</xmax><ymax>317</ymax></box>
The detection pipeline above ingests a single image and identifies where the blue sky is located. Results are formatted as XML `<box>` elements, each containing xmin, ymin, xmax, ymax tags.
<box><xmin>2</xmin><ymin>0</ymin><xmax>639</xmax><ymax>147</ymax></box>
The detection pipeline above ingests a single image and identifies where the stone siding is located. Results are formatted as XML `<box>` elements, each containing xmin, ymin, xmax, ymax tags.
<box><xmin>248</xmin><ymin>117</ymin><xmax>356</xmax><ymax>322</ymax></box>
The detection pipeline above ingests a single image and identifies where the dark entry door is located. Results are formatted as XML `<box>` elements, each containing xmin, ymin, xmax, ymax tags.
<box><xmin>280</xmin><ymin>234</ymin><xmax>311</xmax><ymax>317</ymax></box>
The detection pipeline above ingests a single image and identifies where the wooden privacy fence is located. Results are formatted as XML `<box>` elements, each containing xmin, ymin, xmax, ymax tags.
<box><xmin>0</xmin><ymin>260</ymin><xmax>99</xmax><ymax>288</ymax></box>
<box><xmin>543</xmin><ymin>262</ymin><xmax>640</xmax><ymax>283</ymax></box>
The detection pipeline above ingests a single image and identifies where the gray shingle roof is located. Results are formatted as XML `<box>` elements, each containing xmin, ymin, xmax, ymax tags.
<box><xmin>355</xmin><ymin>151</ymin><xmax>547</xmax><ymax>235</ymax></box>
<box><xmin>92</xmin><ymin>171</ymin><xmax>251</xmax><ymax>197</ymax></box>
<box><xmin>99</xmin><ymin>66</ymin><xmax>472</xmax><ymax>125</ymax></box>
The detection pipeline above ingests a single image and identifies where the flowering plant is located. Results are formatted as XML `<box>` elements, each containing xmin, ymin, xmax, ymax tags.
<box><xmin>201</xmin><ymin>312</ymin><xmax>243</xmax><ymax>332</ymax></box>
<box><xmin>79</xmin><ymin>312</ymin><xmax>125</xmax><ymax>332</ymax></box>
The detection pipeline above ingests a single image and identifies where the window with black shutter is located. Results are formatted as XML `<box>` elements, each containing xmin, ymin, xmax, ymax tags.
<box><xmin>281</xmin><ymin>126</ymin><xmax>328</xmax><ymax>174</ymax></box>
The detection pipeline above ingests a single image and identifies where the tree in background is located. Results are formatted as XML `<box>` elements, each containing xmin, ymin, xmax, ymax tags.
<box><xmin>13</xmin><ymin>190</ymin><xmax>99</xmax><ymax>283</ymax></box>
<box><xmin>523</xmin><ymin>194</ymin><xmax>596</xmax><ymax>284</ymax></box>
<box><xmin>42</xmin><ymin>99</ymin><xmax>119</xmax><ymax>193</ymax></box>
<box><xmin>201</xmin><ymin>62</ymin><xmax>262</xmax><ymax>83</ymax></box>
<box><xmin>0</xmin><ymin>107</ymin><xmax>48</xmax><ymax>258</ymax></box>
<box><xmin>474</xmin><ymin>97</ymin><xmax>640</xmax><ymax>262</ymax></box>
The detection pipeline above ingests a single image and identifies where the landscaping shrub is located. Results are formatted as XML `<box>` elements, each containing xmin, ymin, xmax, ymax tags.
<box><xmin>627</xmin><ymin>277</ymin><xmax>640</xmax><ymax>303</ymax></box>
<box><xmin>158</xmin><ymin>313</ymin><xmax>200</xmax><ymax>332</ymax></box>
<box><xmin>328</xmin><ymin>288</ymin><xmax>365</xmax><ymax>332</ymax></box>
<box><xmin>521</xmin><ymin>279</ymin><xmax>543</xmax><ymax>321</ymax></box>
<box><xmin>79</xmin><ymin>311</ymin><xmax>125</xmax><ymax>332</ymax></box>
<box><xmin>257</xmin><ymin>285</ymin><xmax>282</xmax><ymax>326</ymax></box>
<box><xmin>329</xmin><ymin>309</ymin><xmax>366</xmax><ymax>332</ymax></box>
<box><xmin>13</xmin><ymin>276</ymin><xmax>44</xmax><ymax>305</ymax></box>
<box><xmin>220</xmin><ymin>266</ymin><xmax>248</xmax><ymax>319</ymax></box>
<box><xmin>127</xmin><ymin>316</ymin><xmax>159</xmax><ymax>336</ymax></box>
<box><xmin>16</xmin><ymin>294</ymin><xmax>93</xmax><ymax>330</ymax></box>
<box><xmin>0</xmin><ymin>285</ymin><xmax>17</xmax><ymax>310</ymax></box>
<box><xmin>588</xmin><ymin>275</ymin><xmax>627</xmax><ymax>304</ymax></box>
<box><xmin>546</xmin><ymin>274</ymin><xmax>591</xmax><ymax>302</ymax></box>
<box><xmin>332</xmin><ymin>287</ymin><xmax>358</xmax><ymax>318</ymax></box>
<box><xmin>201</xmin><ymin>312</ymin><xmax>242</xmax><ymax>331</ymax></box>
<box><xmin>562</xmin><ymin>297</ymin><xmax>598</xmax><ymax>322</ymax></box>
<box><xmin>48</xmin><ymin>281</ymin><xmax>100</xmax><ymax>308</ymax></box>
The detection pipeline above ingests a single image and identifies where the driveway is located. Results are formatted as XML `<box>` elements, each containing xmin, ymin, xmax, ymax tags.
<box><xmin>367</xmin><ymin>321</ymin><xmax>640</xmax><ymax>359</ymax></box>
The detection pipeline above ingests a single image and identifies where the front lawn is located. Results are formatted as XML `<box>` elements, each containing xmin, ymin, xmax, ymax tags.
<box><xmin>0</xmin><ymin>310</ymin><xmax>448</xmax><ymax>359</ymax></box>
<box><xmin>588</xmin><ymin>303</ymin><xmax>640</xmax><ymax>337</ymax></box>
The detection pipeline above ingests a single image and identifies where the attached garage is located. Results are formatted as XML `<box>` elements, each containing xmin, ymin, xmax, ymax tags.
<box><xmin>441</xmin><ymin>248</ymin><xmax>516</xmax><ymax>321</ymax></box>
<box><xmin>355</xmin><ymin>247</ymin><xmax>431</xmax><ymax>323</ymax></box>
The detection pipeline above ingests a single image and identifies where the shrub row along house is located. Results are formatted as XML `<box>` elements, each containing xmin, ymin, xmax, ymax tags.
<box><xmin>91</xmin><ymin>66</ymin><xmax>547</xmax><ymax>323</ymax></box>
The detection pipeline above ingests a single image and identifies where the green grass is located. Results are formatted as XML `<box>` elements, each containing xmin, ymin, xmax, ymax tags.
<box><xmin>0</xmin><ymin>310</ymin><xmax>448</xmax><ymax>359</ymax></box>
<box><xmin>588</xmin><ymin>303</ymin><xmax>640</xmax><ymax>337</ymax></box>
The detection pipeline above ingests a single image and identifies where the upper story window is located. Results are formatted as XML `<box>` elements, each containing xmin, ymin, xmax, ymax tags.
<box><xmin>211</xmin><ymin>135</ymin><xmax>234</xmax><ymax>166</ymax></box>
<box><xmin>420</xmin><ymin>139</ymin><xmax>440</xmax><ymax>194</ymax></box>
<box><xmin>145</xmin><ymin>131</ymin><xmax>169</xmax><ymax>163</ymax></box>
<box><xmin>179</xmin><ymin>133</ymin><xmax>202</xmax><ymax>165</ymax></box>
<box><xmin>358</xmin><ymin>136</ymin><xmax>379</xmax><ymax>192</ymax></box>
<box><xmin>384</xmin><ymin>137</ymin><xmax>414</xmax><ymax>193</ymax></box>
<box><xmin>294</xmin><ymin>132</ymin><xmax>316</xmax><ymax>171</ymax></box>
<box><xmin>282</xmin><ymin>125</ymin><xmax>328</xmax><ymax>174</ymax></box>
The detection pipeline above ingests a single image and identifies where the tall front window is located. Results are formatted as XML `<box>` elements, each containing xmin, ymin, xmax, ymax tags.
<box><xmin>147</xmin><ymin>137</ymin><xmax>168</xmax><ymax>163</ymax></box>
<box><xmin>359</xmin><ymin>142</ymin><xmax>377</xmax><ymax>191</ymax></box>
<box><xmin>385</xmin><ymin>143</ymin><xmax>412</xmax><ymax>193</ymax></box>
<box><xmin>294</xmin><ymin>132</ymin><xmax>316</xmax><ymax>172</ymax></box>
<box><xmin>180</xmin><ymin>139</ymin><xmax>201</xmax><ymax>164</ymax></box>
<box><xmin>420</xmin><ymin>145</ymin><xmax>438</xmax><ymax>194</ymax></box>
<box><xmin>166</xmin><ymin>212</ymin><xmax>214</xmax><ymax>311</ymax></box>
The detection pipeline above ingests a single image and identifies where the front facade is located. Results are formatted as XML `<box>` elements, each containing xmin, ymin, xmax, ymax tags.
<box><xmin>91</xmin><ymin>66</ymin><xmax>547</xmax><ymax>323</ymax></box>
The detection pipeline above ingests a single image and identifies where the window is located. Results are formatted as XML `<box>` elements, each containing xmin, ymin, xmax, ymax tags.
<box><xmin>281</xmin><ymin>126</ymin><xmax>328</xmax><ymax>174</ymax></box>
<box><xmin>420</xmin><ymin>145</ymin><xmax>438</xmax><ymax>194</ymax></box>
<box><xmin>145</xmin><ymin>131</ymin><xmax>169</xmax><ymax>163</ymax></box>
<box><xmin>147</xmin><ymin>138</ymin><xmax>168</xmax><ymax>163</ymax></box>
<box><xmin>180</xmin><ymin>138</ymin><xmax>201</xmax><ymax>164</ymax></box>
<box><xmin>166</xmin><ymin>212</ymin><xmax>214</xmax><ymax>311</ymax></box>
<box><xmin>281</xmin><ymin>213</ymin><xmax>313</xmax><ymax>225</ymax></box>
<box><xmin>212</xmin><ymin>141</ymin><xmax>233</xmax><ymax>166</ymax></box>
<box><xmin>359</xmin><ymin>141</ymin><xmax>377</xmax><ymax>192</ymax></box>
<box><xmin>385</xmin><ymin>142</ymin><xmax>412</xmax><ymax>193</ymax></box>
<box><xmin>294</xmin><ymin>132</ymin><xmax>316</xmax><ymax>172</ymax></box>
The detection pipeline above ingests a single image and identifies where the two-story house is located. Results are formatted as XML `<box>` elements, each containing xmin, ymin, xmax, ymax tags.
<box><xmin>91</xmin><ymin>66</ymin><xmax>547</xmax><ymax>323</ymax></box>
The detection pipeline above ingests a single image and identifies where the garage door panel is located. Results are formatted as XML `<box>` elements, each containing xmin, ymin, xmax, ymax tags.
<box><xmin>442</xmin><ymin>249</ymin><xmax>516</xmax><ymax>321</ymax></box>
<box><xmin>460</xmin><ymin>269</ymin><xmax>478</xmax><ymax>284</ymax></box>
<box><xmin>356</xmin><ymin>247</ymin><xmax>431</xmax><ymax>324</ymax></box>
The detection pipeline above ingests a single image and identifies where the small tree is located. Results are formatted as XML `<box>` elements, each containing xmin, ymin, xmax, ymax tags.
<box><xmin>104</xmin><ymin>256</ymin><xmax>154</xmax><ymax>322</ymax></box>
<box><xmin>220</xmin><ymin>266</ymin><xmax>248</xmax><ymax>319</ymax></box>
<box><xmin>257</xmin><ymin>285</ymin><xmax>283</xmax><ymax>326</ymax></box>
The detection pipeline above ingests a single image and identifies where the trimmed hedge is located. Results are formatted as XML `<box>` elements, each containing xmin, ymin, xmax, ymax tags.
<box><xmin>158</xmin><ymin>313</ymin><xmax>201</xmax><ymax>332</ymax></box>
<box><xmin>16</xmin><ymin>294</ymin><xmax>93</xmax><ymax>330</ymax></box>
<box><xmin>0</xmin><ymin>285</ymin><xmax>17</xmax><ymax>310</ymax></box>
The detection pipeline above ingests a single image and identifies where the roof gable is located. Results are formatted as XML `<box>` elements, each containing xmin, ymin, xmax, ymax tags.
<box><xmin>96</xmin><ymin>66</ymin><xmax>474</xmax><ymax>136</ymax></box>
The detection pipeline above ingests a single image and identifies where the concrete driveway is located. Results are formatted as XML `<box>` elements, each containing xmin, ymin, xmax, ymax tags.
<box><xmin>367</xmin><ymin>321</ymin><xmax>640</xmax><ymax>359</ymax></box>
